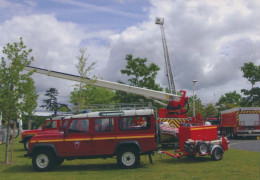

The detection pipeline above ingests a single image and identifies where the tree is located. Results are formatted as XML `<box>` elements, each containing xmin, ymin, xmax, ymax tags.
<box><xmin>204</xmin><ymin>103</ymin><xmax>218</xmax><ymax>118</ymax></box>
<box><xmin>41</xmin><ymin>88</ymin><xmax>59</xmax><ymax>112</ymax></box>
<box><xmin>186</xmin><ymin>95</ymin><xmax>205</xmax><ymax>118</ymax></box>
<box><xmin>0</xmin><ymin>38</ymin><xmax>37</xmax><ymax>164</ymax></box>
<box><xmin>240</xmin><ymin>62</ymin><xmax>260</xmax><ymax>106</ymax></box>
<box><xmin>216</xmin><ymin>91</ymin><xmax>242</xmax><ymax>110</ymax></box>
<box><xmin>73</xmin><ymin>48</ymin><xmax>96</xmax><ymax>111</ymax></box>
<box><xmin>240</xmin><ymin>62</ymin><xmax>260</xmax><ymax>88</ymax></box>
<box><xmin>114</xmin><ymin>54</ymin><xmax>163</xmax><ymax>103</ymax></box>
<box><xmin>58</xmin><ymin>103</ymin><xmax>70</xmax><ymax>112</ymax></box>
<box><xmin>70</xmin><ymin>86</ymin><xmax>116</xmax><ymax>111</ymax></box>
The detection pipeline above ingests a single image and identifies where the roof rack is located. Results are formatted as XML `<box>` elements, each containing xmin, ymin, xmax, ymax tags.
<box><xmin>73</xmin><ymin>103</ymin><xmax>154</xmax><ymax>113</ymax></box>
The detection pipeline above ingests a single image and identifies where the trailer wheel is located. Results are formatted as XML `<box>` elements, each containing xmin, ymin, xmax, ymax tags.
<box><xmin>196</xmin><ymin>142</ymin><xmax>208</xmax><ymax>154</ymax></box>
<box><xmin>211</xmin><ymin>147</ymin><xmax>223</xmax><ymax>161</ymax></box>
<box><xmin>117</xmin><ymin>147</ymin><xmax>140</xmax><ymax>169</ymax></box>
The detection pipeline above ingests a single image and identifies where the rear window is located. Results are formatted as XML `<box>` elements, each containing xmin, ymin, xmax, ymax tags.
<box><xmin>119</xmin><ymin>116</ymin><xmax>150</xmax><ymax>130</ymax></box>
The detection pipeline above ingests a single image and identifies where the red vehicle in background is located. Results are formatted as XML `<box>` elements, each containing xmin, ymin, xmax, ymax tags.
<box><xmin>20</xmin><ymin>117</ymin><xmax>63</xmax><ymax>150</ymax></box>
<box><xmin>220</xmin><ymin>107</ymin><xmax>260</xmax><ymax>138</ymax></box>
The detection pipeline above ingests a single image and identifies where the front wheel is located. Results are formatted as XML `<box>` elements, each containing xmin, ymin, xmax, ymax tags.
<box><xmin>32</xmin><ymin>150</ymin><xmax>55</xmax><ymax>171</ymax></box>
<box><xmin>117</xmin><ymin>147</ymin><xmax>140</xmax><ymax>168</ymax></box>
<box><xmin>24</xmin><ymin>140</ymin><xmax>29</xmax><ymax>151</ymax></box>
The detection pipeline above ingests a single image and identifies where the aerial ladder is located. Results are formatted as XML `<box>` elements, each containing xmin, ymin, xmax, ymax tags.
<box><xmin>24</xmin><ymin>66</ymin><xmax>189</xmax><ymax>119</ymax></box>
<box><xmin>155</xmin><ymin>17</ymin><xmax>176</xmax><ymax>94</ymax></box>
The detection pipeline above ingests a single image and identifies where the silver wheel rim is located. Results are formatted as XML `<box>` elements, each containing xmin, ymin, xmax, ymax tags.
<box><xmin>199</xmin><ymin>144</ymin><xmax>207</xmax><ymax>154</ymax></box>
<box><xmin>215</xmin><ymin>149</ymin><xmax>222</xmax><ymax>159</ymax></box>
<box><xmin>122</xmin><ymin>152</ymin><xmax>135</xmax><ymax>166</ymax></box>
<box><xmin>26</xmin><ymin>141</ymin><xmax>29</xmax><ymax>150</ymax></box>
<box><xmin>36</xmin><ymin>154</ymin><xmax>49</xmax><ymax>169</ymax></box>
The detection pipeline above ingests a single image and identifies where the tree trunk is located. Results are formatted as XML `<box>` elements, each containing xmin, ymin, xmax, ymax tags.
<box><xmin>5</xmin><ymin>121</ymin><xmax>10</xmax><ymax>164</ymax></box>
<box><xmin>28</xmin><ymin>120</ymin><xmax>31</xmax><ymax>130</ymax></box>
<box><xmin>10</xmin><ymin>122</ymin><xmax>16</xmax><ymax>164</ymax></box>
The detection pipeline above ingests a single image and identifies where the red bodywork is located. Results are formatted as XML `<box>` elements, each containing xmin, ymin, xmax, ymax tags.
<box><xmin>221</xmin><ymin>108</ymin><xmax>260</xmax><ymax>137</ymax></box>
<box><xmin>159</xmin><ymin>125</ymin><xmax>228</xmax><ymax>158</ymax></box>
<box><xmin>21</xmin><ymin>119</ymin><xmax>62</xmax><ymax>141</ymax></box>
<box><xmin>28</xmin><ymin>112</ymin><xmax>157</xmax><ymax>158</ymax></box>
<box><xmin>158</xmin><ymin>90</ymin><xmax>202</xmax><ymax>129</ymax></box>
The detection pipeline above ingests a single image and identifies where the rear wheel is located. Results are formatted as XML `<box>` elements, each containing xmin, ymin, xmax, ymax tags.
<box><xmin>211</xmin><ymin>147</ymin><xmax>223</xmax><ymax>161</ymax></box>
<box><xmin>32</xmin><ymin>150</ymin><xmax>55</xmax><ymax>171</ymax></box>
<box><xmin>117</xmin><ymin>147</ymin><xmax>140</xmax><ymax>168</ymax></box>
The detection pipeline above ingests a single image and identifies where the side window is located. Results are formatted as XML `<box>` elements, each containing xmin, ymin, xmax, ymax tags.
<box><xmin>62</xmin><ymin>120</ymin><xmax>70</xmax><ymax>131</ymax></box>
<box><xmin>68</xmin><ymin>119</ymin><xmax>89</xmax><ymax>133</ymax></box>
<box><xmin>95</xmin><ymin>118</ymin><xmax>114</xmax><ymax>132</ymax></box>
<box><xmin>119</xmin><ymin>116</ymin><xmax>150</xmax><ymax>130</ymax></box>
<box><xmin>45</xmin><ymin>121</ymin><xmax>57</xmax><ymax>129</ymax></box>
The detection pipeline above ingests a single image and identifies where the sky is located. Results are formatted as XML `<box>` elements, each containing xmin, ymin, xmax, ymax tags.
<box><xmin>0</xmin><ymin>0</ymin><xmax>260</xmax><ymax>109</ymax></box>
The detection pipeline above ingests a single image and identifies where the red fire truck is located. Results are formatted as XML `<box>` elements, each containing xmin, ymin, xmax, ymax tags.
<box><xmin>221</xmin><ymin>107</ymin><xmax>260</xmax><ymax>138</ymax></box>
<box><xmin>20</xmin><ymin>117</ymin><xmax>63</xmax><ymax>150</ymax></box>
<box><xmin>23</xmin><ymin>66</ymin><xmax>229</xmax><ymax>171</ymax></box>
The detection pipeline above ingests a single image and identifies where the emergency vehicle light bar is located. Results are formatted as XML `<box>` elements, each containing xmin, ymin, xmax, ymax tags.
<box><xmin>99</xmin><ymin>111</ymin><xmax>124</xmax><ymax>117</ymax></box>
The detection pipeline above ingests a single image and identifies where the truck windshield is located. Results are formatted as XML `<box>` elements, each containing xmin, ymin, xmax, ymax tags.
<box><xmin>45</xmin><ymin>121</ymin><xmax>57</xmax><ymax>129</ymax></box>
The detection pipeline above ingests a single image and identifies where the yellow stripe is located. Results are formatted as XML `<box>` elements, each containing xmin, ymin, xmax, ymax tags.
<box><xmin>65</xmin><ymin>138</ymin><xmax>91</xmax><ymax>142</ymax></box>
<box><xmin>190</xmin><ymin>126</ymin><xmax>217</xmax><ymax>131</ymax></box>
<box><xmin>31</xmin><ymin>139</ymin><xmax>63</xmax><ymax>143</ymax></box>
<box><xmin>116</xmin><ymin>135</ymin><xmax>154</xmax><ymax>139</ymax></box>
<box><xmin>93</xmin><ymin>137</ymin><xmax>115</xmax><ymax>140</ymax></box>
<box><xmin>24</xmin><ymin>133</ymin><xmax>38</xmax><ymax>135</ymax></box>
<box><xmin>31</xmin><ymin>135</ymin><xmax>154</xmax><ymax>143</ymax></box>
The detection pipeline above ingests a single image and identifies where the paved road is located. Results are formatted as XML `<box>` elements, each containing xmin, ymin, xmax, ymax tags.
<box><xmin>228</xmin><ymin>137</ymin><xmax>260</xmax><ymax>152</ymax></box>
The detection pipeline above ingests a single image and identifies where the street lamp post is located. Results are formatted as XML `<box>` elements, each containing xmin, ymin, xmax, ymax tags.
<box><xmin>192</xmin><ymin>80</ymin><xmax>197</xmax><ymax>117</ymax></box>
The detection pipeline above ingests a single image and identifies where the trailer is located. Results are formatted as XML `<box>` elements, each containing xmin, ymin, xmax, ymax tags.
<box><xmin>158</xmin><ymin>125</ymin><xmax>228</xmax><ymax>160</ymax></box>
<box><xmin>221</xmin><ymin>107</ymin><xmax>260</xmax><ymax>138</ymax></box>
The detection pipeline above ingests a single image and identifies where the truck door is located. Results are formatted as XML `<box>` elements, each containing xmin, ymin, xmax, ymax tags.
<box><xmin>92</xmin><ymin>118</ymin><xmax>116</xmax><ymax>155</ymax></box>
<box><xmin>63</xmin><ymin>119</ymin><xmax>92</xmax><ymax>156</ymax></box>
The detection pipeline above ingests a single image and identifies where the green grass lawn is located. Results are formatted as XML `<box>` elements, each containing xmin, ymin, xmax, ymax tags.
<box><xmin>0</xmin><ymin>138</ymin><xmax>259</xmax><ymax>180</ymax></box>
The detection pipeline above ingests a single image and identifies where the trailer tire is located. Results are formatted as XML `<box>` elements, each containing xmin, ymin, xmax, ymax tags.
<box><xmin>196</xmin><ymin>142</ymin><xmax>208</xmax><ymax>154</ymax></box>
<box><xmin>211</xmin><ymin>146</ymin><xmax>223</xmax><ymax>161</ymax></box>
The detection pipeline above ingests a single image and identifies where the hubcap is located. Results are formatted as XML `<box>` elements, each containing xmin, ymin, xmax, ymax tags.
<box><xmin>26</xmin><ymin>142</ymin><xmax>29</xmax><ymax>150</ymax></box>
<box><xmin>122</xmin><ymin>152</ymin><xmax>135</xmax><ymax>166</ymax></box>
<box><xmin>36</xmin><ymin>154</ymin><xmax>49</xmax><ymax>169</ymax></box>
<box><xmin>199</xmin><ymin>144</ymin><xmax>207</xmax><ymax>154</ymax></box>
<box><xmin>215</xmin><ymin>149</ymin><xmax>222</xmax><ymax>159</ymax></box>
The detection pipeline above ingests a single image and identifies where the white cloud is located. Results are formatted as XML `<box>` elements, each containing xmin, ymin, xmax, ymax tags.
<box><xmin>0</xmin><ymin>14</ymin><xmax>111</xmax><ymax>106</ymax></box>
<box><xmin>101</xmin><ymin>0</ymin><xmax>260</xmax><ymax>103</ymax></box>
<box><xmin>1</xmin><ymin>0</ymin><xmax>259</xmax><ymax>108</ymax></box>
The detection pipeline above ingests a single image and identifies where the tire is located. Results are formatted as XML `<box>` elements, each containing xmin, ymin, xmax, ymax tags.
<box><xmin>196</xmin><ymin>142</ymin><xmax>208</xmax><ymax>154</ymax></box>
<box><xmin>117</xmin><ymin>147</ymin><xmax>140</xmax><ymax>169</ymax></box>
<box><xmin>32</xmin><ymin>150</ymin><xmax>55</xmax><ymax>172</ymax></box>
<box><xmin>211</xmin><ymin>147</ymin><xmax>223</xmax><ymax>161</ymax></box>
<box><xmin>24</xmin><ymin>140</ymin><xmax>29</xmax><ymax>151</ymax></box>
